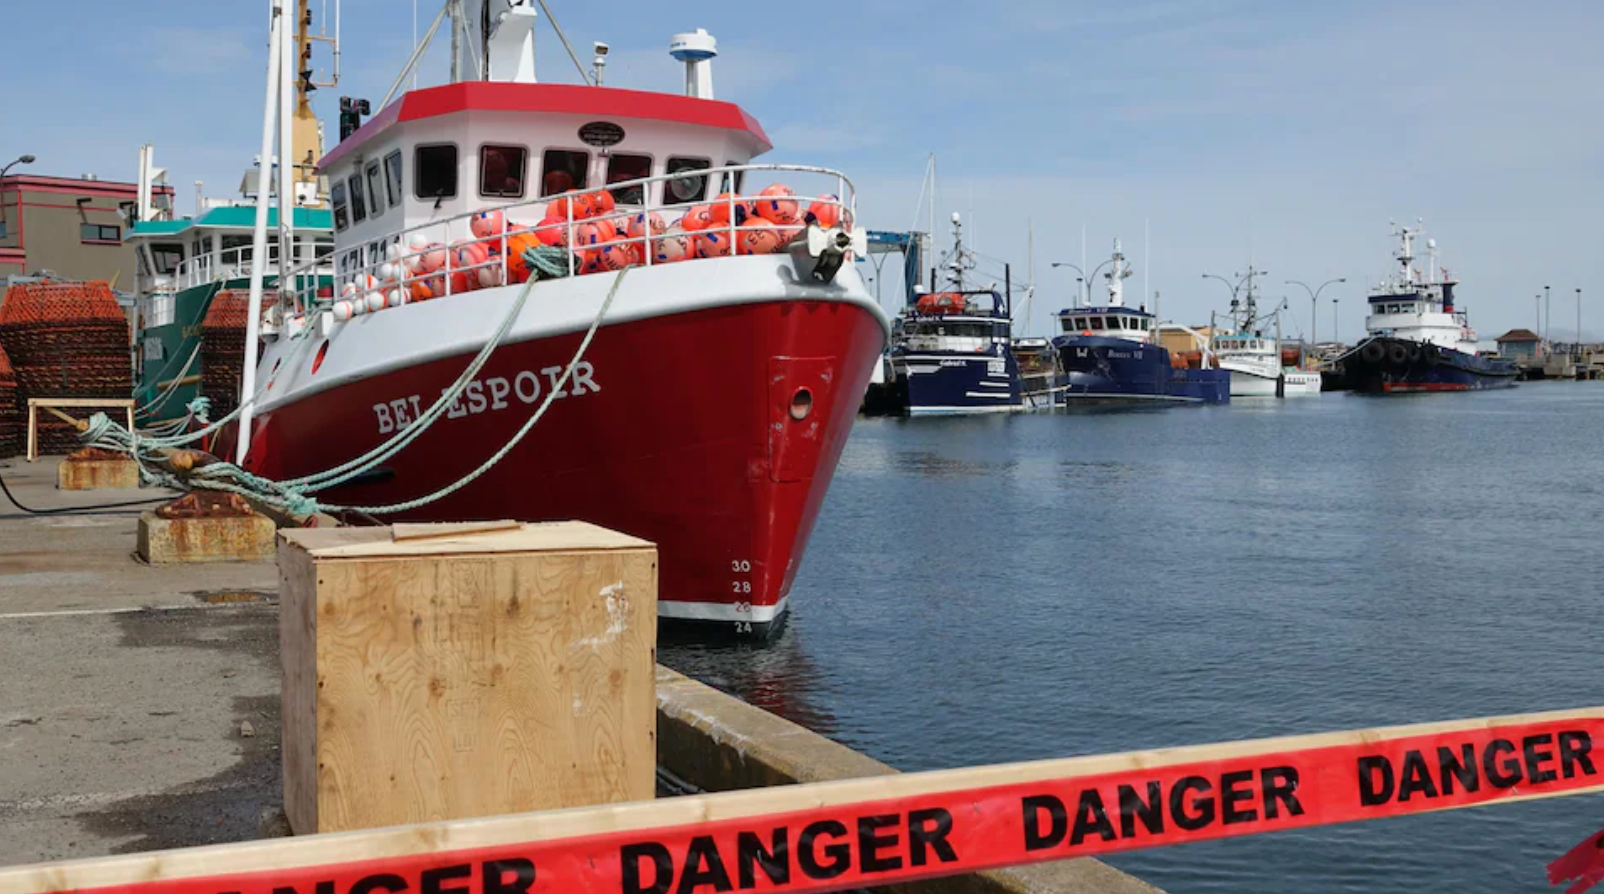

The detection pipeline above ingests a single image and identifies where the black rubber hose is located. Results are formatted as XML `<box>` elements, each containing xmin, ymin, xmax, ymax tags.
<box><xmin>0</xmin><ymin>465</ymin><xmax>170</xmax><ymax>516</ymax></box>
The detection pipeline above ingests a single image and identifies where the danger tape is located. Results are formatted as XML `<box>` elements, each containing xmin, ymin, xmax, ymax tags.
<box><xmin>4</xmin><ymin>708</ymin><xmax>1604</xmax><ymax>894</ymax></box>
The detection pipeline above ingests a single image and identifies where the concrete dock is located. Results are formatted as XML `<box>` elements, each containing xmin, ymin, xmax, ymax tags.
<box><xmin>0</xmin><ymin>455</ymin><xmax>1162</xmax><ymax>894</ymax></box>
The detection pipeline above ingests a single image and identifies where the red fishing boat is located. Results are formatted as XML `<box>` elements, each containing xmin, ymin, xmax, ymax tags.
<box><xmin>233</xmin><ymin>8</ymin><xmax>887</xmax><ymax>638</ymax></box>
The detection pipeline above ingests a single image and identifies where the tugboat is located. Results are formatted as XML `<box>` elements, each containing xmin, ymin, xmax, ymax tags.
<box><xmin>231</xmin><ymin>7</ymin><xmax>888</xmax><ymax>639</ymax></box>
<box><xmin>1336</xmin><ymin>223</ymin><xmax>1516</xmax><ymax>393</ymax></box>
<box><xmin>1051</xmin><ymin>239</ymin><xmax>1229</xmax><ymax>405</ymax></box>
<box><xmin>886</xmin><ymin>213</ymin><xmax>1022</xmax><ymax>415</ymax></box>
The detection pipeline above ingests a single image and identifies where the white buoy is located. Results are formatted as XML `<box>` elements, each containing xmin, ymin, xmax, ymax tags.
<box><xmin>333</xmin><ymin>300</ymin><xmax>355</xmax><ymax>322</ymax></box>
<box><xmin>365</xmin><ymin>292</ymin><xmax>387</xmax><ymax>313</ymax></box>
<box><xmin>386</xmin><ymin>288</ymin><xmax>407</xmax><ymax>308</ymax></box>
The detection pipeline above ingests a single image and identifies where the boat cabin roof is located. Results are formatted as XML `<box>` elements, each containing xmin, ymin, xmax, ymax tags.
<box><xmin>129</xmin><ymin>207</ymin><xmax>334</xmax><ymax>242</ymax></box>
<box><xmin>315</xmin><ymin>81</ymin><xmax>776</xmax><ymax>252</ymax></box>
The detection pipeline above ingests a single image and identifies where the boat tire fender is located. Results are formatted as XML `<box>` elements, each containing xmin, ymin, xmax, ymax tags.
<box><xmin>1388</xmin><ymin>343</ymin><xmax>1409</xmax><ymax>366</ymax></box>
<box><xmin>1361</xmin><ymin>341</ymin><xmax>1385</xmax><ymax>364</ymax></box>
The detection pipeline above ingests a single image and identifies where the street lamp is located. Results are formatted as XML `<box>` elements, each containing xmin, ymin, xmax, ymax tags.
<box><xmin>1287</xmin><ymin>278</ymin><xmax>1346</xmax><ymax>346</ymax></box>
<box><xmin>1202</xmin><ymin>268</ymin><xmax>1269</xmax><ymax>324</ymax></box>
<box><xmin>1332</xmin><ymin>297</ymin><xmax>1339</xmax><ymax>345</ymax></box>
<box><xmin>0</xmin><ymin>155</ymin><xmax>32</xmax><ymax>237</ymax></box>
<box><xmin>1053</xmin><ymin>259</ymin><xmax>1117</xmax><ymax>306</ymax></box>
<box><xmin>1049</xmin><ymin>261</ymin><xmax>1087</xmax><ymax>306</ymax></box>
<box><xmin>1545</xmin><ymin>285</ymin><xmax>1551</xmax><ymax>346</ymax></box>
<box><xmin>0</xmin><ymin>154</ymin><xmax>35</xmax><ymax>181</ymax></box>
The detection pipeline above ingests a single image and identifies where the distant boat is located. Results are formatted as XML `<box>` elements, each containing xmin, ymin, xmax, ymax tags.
<box><xmin>886</xmin><ymin>214</ymin><xmax>1023</xmax><ymax>415</ymax></box>
<box><xmin>1335</xmin><ymin>223</ymin><xmax>1516</xmax><ymax>394</ymax></box>
<box><xmin>1050</xmin><ymin>239</ymin><xmax>1229</xmax><ymax>405</ymax></box>
<box><xmin>1208</xmin><ymin>280</ymin><xmax>1322</xmax><ymax>398</ymax></box>
<box><xmin>1214</xmin><ymin>332</ymin><xmax>1322</xmax><ymax>396</ymax></box>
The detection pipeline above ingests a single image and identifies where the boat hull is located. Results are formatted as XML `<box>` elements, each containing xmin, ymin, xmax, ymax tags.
<box><xmin>891</xmin><ymin>351</ymin><xmax>1023</xmax><ymax>416</ymax></box>
<box><xmin>1052</xmin><ymin>335</ymin><xmax>1230</xmax><ymax>405</ymax></box>
<box><xmin>240</xmin><ymin>295</ymin><xmax>886</xmax><ymax>639</ymax></box>
<box><xmin>1226</xmin><ymin>367</ymin><xmax>1324</xmax><ymax>397</ymax></box>
<box><xmin>1338</xmin><ymin>336</ymin><xmax>1517</xmax><ymax>394</ymax></box>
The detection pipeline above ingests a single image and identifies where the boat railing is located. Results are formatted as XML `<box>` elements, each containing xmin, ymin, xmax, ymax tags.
<box><xmin>274</xmin><ymin>163</ymin><xmax>858</xmax><ymax>320</ymax></box>
<box><xmin>174</xmin><ymin>243</ymin><xmax>334</xmax><ymax>292</ymax></box>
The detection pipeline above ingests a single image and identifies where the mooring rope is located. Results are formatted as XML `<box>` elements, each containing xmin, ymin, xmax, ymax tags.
<box><xmin>81</xmin><ymin>245</ymin><xmax>600</xmax><ymax>519</ymax></box>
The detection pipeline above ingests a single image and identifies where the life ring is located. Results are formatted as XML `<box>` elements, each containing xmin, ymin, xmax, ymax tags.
<box><xmin>1361</xmin><ymin>341</ymin><xmax>1385</xmax><ymax>363</ymax></box>
<box><xmin>1388</xmin><ymin>343</ymin><xmax>1409</xmax><ymax>365</ymax></box>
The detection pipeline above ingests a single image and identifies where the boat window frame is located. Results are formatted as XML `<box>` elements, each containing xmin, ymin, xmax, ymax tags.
<box><xmin>723</xmin><ymin>162</ymin><xmax>744</xmax><ymax>196</ymax></box>
<box><xmin>347</xmin><ymin>173</ymin><xmax>368</xmax><ymax>225</ymax></box>
<box><xmin>413</xmin><ymin>143</ymin><xmax>460</xmax><ymax>202</ymax></box>
<box><xmin>365</xmin><ymin>160</ymin><xmax>386</xmax><ymax>219</ymax></box>
<box><xmin>479</xmin><ymin>143</ymin><xmax>530</xmax><ymax>200</ymax></box>
<box><xmin>383</xmin><ymin>150</ymin><xmax>404</xmax><ymax>208</ymax></box>
<box><xmin>1089</xmin><ymin>316</ymin><xmax>1106</xmax><ymax>331</ymax></box>
<box><xmin>151</xmin><ymin>242</ymin><xmax>184</xmax><ymax>275</ymax></box>
<box><xmin>538</xmin><ymin>147</ymin><xmax>590</xmax><ymax>198</ymax></box>
<box><xmin>330</xmin><ymin>180</ymin><xmax>349</xmax><ymax>232</ymax></box>
<box><xmin>664</xmin><ymin>156</ymin><xmax>713</xmax><ymax>204</ymax></box>
<box><xmin>605</xmin><ymin>152</ymin><xmax>654</xmax><ymax>206</ymax></box>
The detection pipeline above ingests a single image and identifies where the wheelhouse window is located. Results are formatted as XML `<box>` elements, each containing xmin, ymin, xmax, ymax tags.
<box><xmin>539</xmin><ymin>149</ymin><xmax>588</xmax><ymax>197</ymax></box>
<box><xmin>664</xmin><ymin>157</ymin><xmax>711</xmax><ymax>204</ymax></box>
<box><xmin>723</xmin><ymin>162</ymin><xmax>744</xmax><ymax>195</ymax></box>
<box><xmin>480</xmin><ymin>145</ymin><xmax>528</xmax><ymax>198</ymax></box>
<box><xmin>365</xmin><ymin>161</ymin><xmax>385</xmax><ymax>218</ymax></box>
<box><xmin>151</xmin><ymin>243</ymin><xmax>184</xmax><ymax>274</ymax></box>
<box><xmin>81</xmin><ymin>223</ymin><xmax>121</xmax><ymax>244</ymax></box>
<box><xmin>383</xmin><ymin>150</ymin><xmax>403</xmax><ymax>207</ymax></box>
<box><xmin>1089</xmin><ymin>317</ymin><xmax>1106</xmax><ymax>330</ymax></box>
<box><xmin>347</xmin><ymin>174</ymin><xmax>367</xmax><ymax>225</ymax></box>
<box><xmin>605</xmin><ymin>153</ymin><xmax>652</xmax><ymax>205</ymax></box>
<box><xmin>331</xmin><ymin>181</ymin><xmax>349</xmax><ymax>231</ymax></box>
<box><xmin>414</xmin><ymin>144</ymin><xmax>459</xmax><ymax>200</ymax></box>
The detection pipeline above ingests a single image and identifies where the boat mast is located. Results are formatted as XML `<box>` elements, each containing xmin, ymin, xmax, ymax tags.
<box><xmin>239</xmin><ymin>0</ymin><xmax>289</xmax><ymax>464</ymax></box>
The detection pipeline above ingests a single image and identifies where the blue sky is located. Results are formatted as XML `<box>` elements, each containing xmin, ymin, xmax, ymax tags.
<box><xmin>3</xmin><ymin>1</ymin><xmax>1598</xmax><ymax>341</ymax></box>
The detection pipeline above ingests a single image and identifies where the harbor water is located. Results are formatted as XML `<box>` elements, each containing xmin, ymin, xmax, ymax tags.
<box><xmin>660</xmin><ymin>381</ymin><xmax>1604</xmax><ymax>894</ymax></box>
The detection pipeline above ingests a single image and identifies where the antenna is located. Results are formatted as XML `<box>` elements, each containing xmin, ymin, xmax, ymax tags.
<box><xmin>669</xmin><ymin>29</ymin><xmax>718</xmax><ymax>98</ymax></box>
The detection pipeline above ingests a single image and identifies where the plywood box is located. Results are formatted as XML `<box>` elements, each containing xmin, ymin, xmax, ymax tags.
<box><xmin>278</xmin><ymin>521</ymin><xmax>658</xmax><ymax>835</ymax></box>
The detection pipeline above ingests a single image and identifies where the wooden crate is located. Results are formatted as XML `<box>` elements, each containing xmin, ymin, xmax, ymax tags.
<box><xmin>277</xmin><ymin>521</ymin><xmax>658</xmax><ymax>835</ymax></box>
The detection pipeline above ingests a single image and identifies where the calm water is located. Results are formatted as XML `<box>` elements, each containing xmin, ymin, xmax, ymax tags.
<box><xmin>660</xmin><ymin>381</ymin><xmax>1604</xmax><ymax>894</ymax></box>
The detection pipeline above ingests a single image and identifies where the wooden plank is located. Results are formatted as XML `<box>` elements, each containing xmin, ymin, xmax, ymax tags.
<box><xmin>26</xmin><ymin>398</ymin><xmax>137</xmax><ymax>407</ymax></box>
<box><xmin>281</xmin><ymin>520</ymin><xmax>653</xmax><ymax>559</ymax></box>
<box><xmin>24</xmin><ymin>403</ymin><xmax>36</xmax><ymax>462</ymax></box>
<box><xmin>391</xmin><ymin>520</ymin><xmax>522</xmax><ymax>542</ymax></box>
<box><xmin>1</xmin><ymin>707</ymin><xmax>1601</xmax><ymax>894</ymax></box>
<box><xmin>277</xmin><ymin>541</ymin><xmax>320</xmax><ymax>835</ymax></box>
<box><xmin>278</xmin><ymin>525</ymin><xmax>659</xmax><ymax>834</ymax></box>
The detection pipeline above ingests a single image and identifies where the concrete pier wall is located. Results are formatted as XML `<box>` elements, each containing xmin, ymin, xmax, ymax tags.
<box><xmin>655</xmin><ymin>667</ymin><xmax>1166</xmax><ymax>894</ymax></box>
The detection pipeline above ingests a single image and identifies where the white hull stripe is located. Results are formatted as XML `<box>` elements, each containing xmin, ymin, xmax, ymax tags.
<box><xmin>658</xmin><ymin>598</ymin><xmax>786</xmax><ymax>624</ymax></box>
<box><xmin>908</xmin><ymin>405</ymin><xmax>1023</xmax><ymax>415</ymax></box>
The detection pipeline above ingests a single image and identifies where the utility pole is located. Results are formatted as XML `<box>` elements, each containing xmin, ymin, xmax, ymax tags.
<box><xmin>1545</xmin><ymin>285</ymin><xmax>1551</xmax><ymax>347</ymax></box>
<box><xmin>1577</xmin><ymin>288</ymin><xmax>1583</xmax><ymax>360</ymax></box>
<box><xmin>1332</xmin><ymin>297</ymin><xmax>1339</xmax><ymax>345</ymax></box>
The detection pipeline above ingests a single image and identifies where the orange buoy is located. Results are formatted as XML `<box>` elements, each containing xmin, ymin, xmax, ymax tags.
<box><xmin>806</xmin><ymin>195</ymin><xmax>842</xmax><ymax>228</ymax></box>
<box><xmin>754</xmin><ymin>184</ymin><xmax>799</xmax><ymax>225</ymax></box>
<box><xmin>697</xmin><ymin>231</ymin><xmax>734</xmax><ymax>258</ymax></box>
<box><xmin>573</xmin><ymin>219</ymin><xmax>618</xmax><ymax>247</ymax></box>
<box><xmin>738</xmin><ymin>224</ymin><xmax>784</xmax><ymax>255</ymax></box>
<box><xmin>653</xmin><ymin>229</ymin><xmax>694</xmax><ymax>264</ymax></box>
<box><xmin>596</xmin><ymin>243</ymin><xmax>636</xmax><ymax>271</ymax></box>
<box><xmin>679</xmin><ymin>205</ymin><xmax>714</xmax><ymax>232</ymax></box>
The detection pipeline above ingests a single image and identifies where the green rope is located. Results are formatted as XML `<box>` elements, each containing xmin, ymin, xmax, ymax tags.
<box><xmin>108</xmin><ymin>245</ymin><xmax>611</xmax><ymax>518</ymax></box>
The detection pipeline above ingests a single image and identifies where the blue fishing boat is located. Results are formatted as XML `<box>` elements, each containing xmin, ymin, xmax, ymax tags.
<box><xmin>887</xmin><ymin>214</ymin><xmax>1022</xmax><ymax>415</ymax></box>
<box><xmin>1050</xmin><ymin>239</ymin><xmax>1229</xmax><ymax>405</ymax></box>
